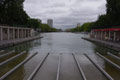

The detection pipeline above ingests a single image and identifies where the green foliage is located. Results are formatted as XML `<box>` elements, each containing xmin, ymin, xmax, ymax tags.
<box><xmin>70</xmin><ymin>0</ymin><xmax>120</xmax><ymax>32</ymax></box>
<box><xmin>0</xmin><ymin>0</ymin><xmax>29</xmax><ymax>26</ymax></box>
<box><xmin>27</xmin><ymin>19</ymin><xmax>57</xmax><ymax>32</ymax></box>
<box><xmin>93</xmin><ymin>15</ymin><xmax>112</xmax><ymax>29</ymax></box>
<box><xmin>40</xmin><ymin>24</ymin><xmax>57</xmax><ymax>32</ymax></box>
<box><xmin>69</xmin><ymin>22</ymin><xmax>94</xmax><ymax>32</ymax></box>
<box><xmin>0</xmin><ymin>0</ymin><xmax>58</xmax><ymax>32</ymax></box>
<box><xmin>94</xmin><ymin>0</ymin><xmax>120</xmax><ymax>29</ymax></box>
<box><xmin>27</xmin><ymin>19</ymin><xmax>41</xmax><ymax>29</ymax></box>
<box><xmin>82</xmin><ymin>22</ymin><xmax>94</xmax><ymax>32</ymax></box>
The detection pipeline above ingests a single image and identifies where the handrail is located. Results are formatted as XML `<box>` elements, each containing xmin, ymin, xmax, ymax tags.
<box><xmin>72</xmin><ymin>53</ymin><xmax>87</xmax><ymax>80</ymax></box>
<box><xmin>0</xmin><ymin>52</ymin><xmax>38</xmax><ymax>80</ymax></box>
<box><xmin>96</xmin><ymin>52</ymin><xmax>120</xmax><ymax>71</ymax></box>
<box><xmin>107</xmin><ymin>52</ymin><xmax>120</xmax><ymax>61</ymax></box>
<box><xmin>27</xmin><ymin>53</ymin><xmax>49</xmax><ymax>80</ymax></box>
<box><xmin>0</xmin><ymin>50</ymin><xmax>4</xmax><ymax>53</ymax></box>
<box><xmin>56</xmin><ymin>54</ymin><xmax>61</xmax><ymax>80</ymax></box>
<box><xmin>0</xmin><ymin>51</ymin><xmax>26</xmax><ymax>66</ymax></box>
<box><xmin>84</xmin><ymin>53</ymin><xmax>114</xmax><ymax>80</ymax></box>
<box><xmin>0</xmin><ymin>50</ymin><xmax>15</xmax><ymax>58</ymax></box>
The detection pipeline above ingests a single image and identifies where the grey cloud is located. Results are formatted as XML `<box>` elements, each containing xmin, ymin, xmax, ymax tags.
<box><xmin>49</xmin><ymin>3</ymin><xmax>66</xmax><ymax>8</ymax></box>
<box><xmin>24</xmin><ymin>0</ymin><xmax>106</xmax><ymax>29</ymax></box>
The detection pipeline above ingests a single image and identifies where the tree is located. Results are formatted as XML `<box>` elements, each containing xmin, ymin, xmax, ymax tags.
<box><xmin>40</xmin><ymin>24</ymin><xmax>57</xmax><ymax>32</ymax></box>
<box><xmin>91</xmin><ymin>0</ymin><xmax>120</xmax><ymax>29</ymax></box>
<box><xmin>69</xmin><ymin>22</ymin><xmax>94</xmax><ymax>32</ymax></box>
<box><xmin>27</xmin><ymin>19</ymin><xmax>41</xmax><ymax>29</ymax></box>
<box><xmin>106</xmin><ymin>0</ymin><xmax>120</xmax><ymax>26</ymax></box>
<box><xmin>0</xmin><ymin>0</ymin><xmax>29</xmax><ymax>26</ymax></box>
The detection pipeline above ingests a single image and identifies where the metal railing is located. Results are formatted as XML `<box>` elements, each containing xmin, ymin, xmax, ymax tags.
<box><xmin>27</xmin><ymin>53</ymin><xmax>49</xmax><ymax>80</ymax></box>
<box><xmin>72</xmin><ymin>53</ymin><xmax>87</xmax><ymax>80</ymax></box>
<box><xmin>0</xmin><ymin>52</ymin><xmax>38</xmax><ymax>80</ymax></box>
<box><xmin>84</xmin><ymin>53</ymin><xmax>114</xmax><ymax>80</ymax></box>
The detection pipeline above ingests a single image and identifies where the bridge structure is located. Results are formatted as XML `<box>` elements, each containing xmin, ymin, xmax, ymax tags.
<box><xmin>0</xmin><ymin>49</ymin><xmax>120</xmax><ymax>80</ymax></box>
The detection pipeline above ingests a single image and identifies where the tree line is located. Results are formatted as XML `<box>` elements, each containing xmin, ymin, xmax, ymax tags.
<box><xmin>27</xmin><ymin>19</ymin><xmax>57</xmax><ymax>32</ymax></box>
<box><xmin>0</xmin><ymin>0</ymin><xmax>57</xmax><ymax>32</ymax></box>
<box><xmin>69</xmin><ymin>0</ymin><xmax>120</xmax><ymax>32</ymax></box>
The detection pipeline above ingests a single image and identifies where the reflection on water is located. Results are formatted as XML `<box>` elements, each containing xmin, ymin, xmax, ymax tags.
<box><xmin>94</xmin><ymin>44</ymin><xmax>118</xmax><ymax>55</ymax></box>
<box><xmin>0</xmin><ymin>53</ymin><xmax>28</xmax><ymax>78</ymax></box>
<box><xmin>0</xmin><ymin>52</ymin><xmax>17</xmax><ymax>63</ymax></box>
<box><xmin>5</xmin><ymin>66</ymin><xmax>25</xmax><ymax>80</ymax></box>
<box><xmin>2</xmin><ymin>33</ymin><xmax>120</xmax><ymax>80</ymax></box>
<box><xmin>6</xmin><ymin>39</ymin><xmax>41</xmax><ymax>53</ymax></box>
<box><xmin>90</xmin><ymin>38</ymin><xmax>120</xmax><ymax>80</ymax></box>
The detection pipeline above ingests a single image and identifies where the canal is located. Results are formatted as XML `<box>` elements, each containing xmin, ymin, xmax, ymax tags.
<box><xmin>0</xmin><ymin>32</ymin><xmax>120</xmax><ymax>80</ymax></box>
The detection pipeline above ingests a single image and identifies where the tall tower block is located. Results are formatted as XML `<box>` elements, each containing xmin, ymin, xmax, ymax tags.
<box><xmin>47</xmin><ymin>19</ymin><xmax>53</xmax><ymax>27</ymax></box>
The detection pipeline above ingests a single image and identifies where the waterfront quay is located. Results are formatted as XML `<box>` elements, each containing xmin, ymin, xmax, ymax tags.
<box><xmin>90</xmin><ymin>28</ymin><xmax>120</xmax><ymax>42</ymax></box>
<box><xmin>82</xmin><ymin>37</ymin><xmax>120</xmax><ymax>52</ymax></box>
<box><xmin>0</xmin><ymin>26</ymin><xmax>41</xmax><ymax>49</ymax></box>
<box><xmin>0</xmin><ymin>26</ymin><xmax>33</xmax><ymax>41</ymax></box>
<box><xmin>84</xmin><ymin>28</ymin><xmax>120</xmax><ymax>52</ymax></box>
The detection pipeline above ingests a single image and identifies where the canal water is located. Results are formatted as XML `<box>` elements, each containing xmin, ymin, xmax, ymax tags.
<box><xmin>0</xmin><ymin>32</ymin><xmax>120</xmax><ymax>80</ymax></box>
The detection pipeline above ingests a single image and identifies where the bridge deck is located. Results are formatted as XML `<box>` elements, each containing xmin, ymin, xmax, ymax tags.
<box><xmin>0</xmin><ymin>50</ymin><xmax>120</xmax><ymax>80</ymax></box>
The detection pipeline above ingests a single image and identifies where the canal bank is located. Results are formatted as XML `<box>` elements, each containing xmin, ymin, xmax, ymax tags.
<box><xmin>0</xmin><ymin>26</ymin><xmax>44</xmax><ymax>49</ymax></box>
<box><xmin>82</xmin><ymin>37</ymin><xmax>120</xmax><ymax>52</ymax></box>
<box><xmin>0</xmin><ymin>35</ymin><xmax>43</xmax><ymax>49</ymax></box>
<box><xmin>1</xmin><ymin>33</ymin><xmax>120</xmax><ymax>80</ymax></box>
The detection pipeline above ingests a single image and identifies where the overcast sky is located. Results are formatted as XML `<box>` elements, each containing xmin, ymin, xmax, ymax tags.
<box><xmin>24</xmin><ymin>0</ymin><xmax>106</xmax><ymax>29</ymax></box>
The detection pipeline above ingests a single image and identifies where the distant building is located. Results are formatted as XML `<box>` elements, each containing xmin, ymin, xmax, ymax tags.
<box><xmin>47</xmin><ymin>19</ymin><xmax>53</xmax><ymax>27</ymax></box>
<box><xmin>77</xmin><ymin>23</ymin><xmax>80</xmax><ymax>27</ymax></box>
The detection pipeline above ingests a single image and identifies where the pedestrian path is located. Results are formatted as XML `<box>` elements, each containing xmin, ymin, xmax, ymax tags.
<box><xmin>82</xmin><ymin>37</ymin><xmax>120</xmax><ymax>52</ymax></box>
